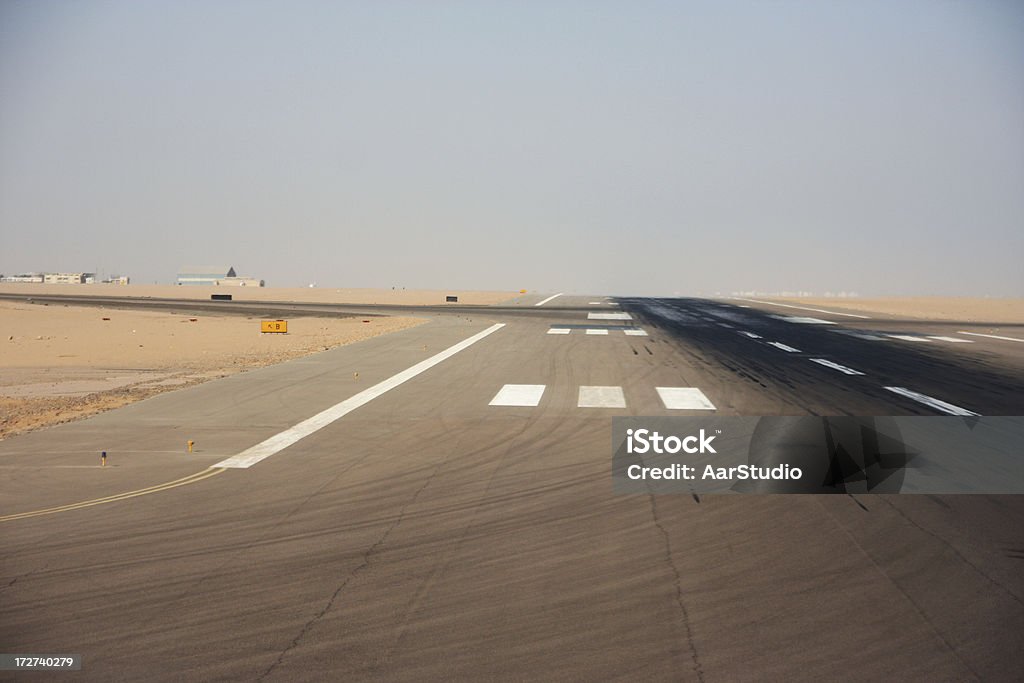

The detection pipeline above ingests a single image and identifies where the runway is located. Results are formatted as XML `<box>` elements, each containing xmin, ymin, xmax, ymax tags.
<box><xmin>2</xmin><ymin>294</ymin><xmax>1023</xmax><ymax>680</ymax></box>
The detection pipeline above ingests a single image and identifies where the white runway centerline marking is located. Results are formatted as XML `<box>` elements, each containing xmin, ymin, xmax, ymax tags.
<box><xmin>490</xmin><ymin>384</ymin><xmax>547</xmax><ymax>407</ymax></box>
<box><xmin>656</xmin><ymin>387</ymin><xmax>716</xmax><ymax>410</ymax></box>
<box><xmin>740</xmin><ymin>331</ymin><xmax>762</xmax><ymax>339</ymax></box>
<box><xmin>216</xmin><ymin>323</ymin><xmax>507</xmax><ymax>468</ymax></box>
<box><xmin>809</xmin><ymin>358</ymin><xmax>864</xmax><ymax>375</ymax></box>
<box><xmin>534</xmin><ymin>293</ymin><xmax>563</xmax><ymax>307</ymax></box>
<box><xmin>624</xmin><ymin>329</ymin><xmax>648</xmax><ymax>336</ymax></box>
<box><xmin>774</xmin><ymin>316</ymin><xmax>837</xmax><ymax>325</ymax></box>
<box><xmin>928</xmin><ymin>336</ymin><xmax>973</xmax><ymax>343</ymax></box>
<box><xmin>767</xmin><ymin>341</ymin><xmax>801</xmax><ymax>353</ymax></box>
<box><xmin>588</xmin><ymin>312</ymin><xmax>632</xmax><ymax>320</ymax></box>
<box><xmin>547</xmin><ymin>327</ymin><xmax>571</xmax><ymax>335</ymax></box>
<box><xmin>958</xmin><ymin>331</ymin><xmax>1024</xmax><ymax>343</ymax></box>
<box><xmin>586</xmin><ymin>328</ymin><xmax>609</xmax><ymax>335</ymax></box>
<box><xmin>884</xmin><ymin>387</ymin><xmax>979</xmax><ymax>416</ymax></box>
<box><xmin>578</xmin><ymin>386</ymin><xmax>626</xmax><ymax>408</ymax></box>
<box><xmin>734</xmin><ymin>298</ymin><xmax>870</xmax><ymax>319</ymax></box>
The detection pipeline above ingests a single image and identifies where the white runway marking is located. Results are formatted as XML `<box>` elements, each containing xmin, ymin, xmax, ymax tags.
<box><xmin>534</xmin><ymin>293</ymin><xmax>563</xmax><ymax>307</ymax></box>
<box><xmin>740</xmin><ymin>331</ymin><xmax>762</xmax><ymax>339</ymax></box>
<box><xmin>588</xmin><ymin>312</ymin><xmax>632</xmax><ymax>320</ymax></box>
<box><xmin>578</xmin><ymin>385</ymin><xmax>626</xmax><ymax>408</ymax></box>
<box><xmin>767</xmin><ymin>341</ymin><xmax>801</xmax><ymax>353</ymax></box>
<box><xmin>624</xmin><ymin>329</ymin><xmax>648</xmax><ymax>336</ymax></box>
<box><xmin>589</xmin><ymin>302</ymin><xmax>602</xmax><ymax>305</ymax></box>
<box><xmin>888</xmin><ymin>335</ymin><xmax>932</xmax><ymax>342</ymax></box>
<box><xmin>216</xmin><ymin>323</ymin><xmax>507</xmax><ymax>468</ymax></box>
<box><xmin>958</xmin><ymin>331</ymin><xmax>1024</xmax><ymax>343</ymax></box>
<box><xmin>884</xmin><ymin>387</ymin><xmax>979</xmax><ymax>416</ymax></box>
<box><xmin>547</xmin><ymin>328</ymin><xmax>571</xmax><ymax>335</ymax></box>
<box><xmin>656</xmin><ymin>387</ymin><xmax>716</xmax><ymax>410</ymax></box>
<box><xmin>928</xmin><ymin>336</ymin><xmax>973</xmax><ymax>343</ymax></box>
<box><xmin>490</xmin><ymin>384</ymin><xmax>547</xmax><ymax>407</ymax></box>
<box><xmin>832</xmin><ymin>330</ymin><xmax>885</xmax><ymax>341</ymax></box>
<box><xmin>735</xmin><ymin>298</ymin><xmax>870</xmax><ymax>319</ymax></box>
<box><xmin>586</xmin><ymin>328</ymin><xmax>609</xmax><ymax>335</ymax></box>
<box><xmin>809</xmin><ymin>358</ymin><xmax>864</xmax><ymax>375</ymax></box>
<box><xmin>774</xmin><ymin>316</ymin><xmax>837</xmax><ymax>325</ymax></box>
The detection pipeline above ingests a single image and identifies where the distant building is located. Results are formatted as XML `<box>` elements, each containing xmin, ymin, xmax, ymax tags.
<box><xmin>177</xmin><ymin>266</ymin><xmax>236</xmax><ymax>286</ymax></box>
<box><xmin>44</xmin><ymin>272</ymin><xmax>87</xmax><ymax>284</ymax></box>
<box><xmin>102</xmin><ymin>275</ymin><xmax>130</xmax><ymax>285</ymax></box>
<box><xmin>176</xmin><ymin>266</ymin><xmax>264</xmax><ymax>287</ymax></box>
<box><xmin>1</xmin><ymin>273</ymin><xmax>44</xmax><ymax>283</ymax></box>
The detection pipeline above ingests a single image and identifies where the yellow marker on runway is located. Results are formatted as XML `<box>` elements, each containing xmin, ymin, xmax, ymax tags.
<box><xmin>101</xmin><ymin>451</ymin><xmax>107</xmax><ymax>467</ymax></box>
<box><xmin>187</xmin><ymin>440</ymin><xmax>194</xmax><ymax>453</ymax></box>
<box><xmin>261</xmin><ymin>320</ymin><xmax>288</xmax><ymax>333</ymax></box>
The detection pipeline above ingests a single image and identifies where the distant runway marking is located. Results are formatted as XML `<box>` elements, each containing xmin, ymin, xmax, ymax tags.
<box><xmin>656</xmin><ymin>387</ymin><xmax>716</xmax><ymax>410</ymax></box>
<box><xmin>0</xmin><ymin>467</ymin><xmax>225</xmax><ymax>523</ymax></box>
<box><xmin>588</xmin><ymin>312</ymin><xmax>632</xmax><ymax>320</ymax></box>
<box><xmin>589</xmin><ymin>302</ymin><xmax>603</xmax><ymax>305</ymax></box>
<box><xmin>767</xmin><ymin>341</ymin><xmax>801</xmax><ymax>353</ymax></box>
<box><xmin>547</xmin><ymin>327</ymin><xmax>571</xmax><ymax>335</ymax></box>
<box><xmin>535</xmin><ymin>293</ymin><xmax>563</xmax><ymax>307</ymax></box>
<box><xmin>717</xmin><ymin>322</ymin><xmax>735</xmax><ymax>329</ymax></box>
<box><xmin>884</xmin><ymin>387</ymin><xmax>979</xmax><ymax>416</ymax></box>
<box><xmin>928</xmin><ymin>336</ymin><xmax>973</xmax><ymax>343</ymax></box>
<box><xmin>958</xmin><ymin>331</ymin><xmax>1024</xmax><ymax>343</ymax></box>
<box><xmin>624</xmin><ymin>329</ymin><xmax>648</xmax><ymax>336</ymax></box>
<box><xmin>490</xmin><ymin>384</ymin><xmax>546</xmax><ymax>407</ymax></box>
<box><xmin>809</xmin><ymin>358</ymin><xmax>864</xmax><ymax>375</ymax></box>
<box><xmin>735</xmin><ymin>298</ymin><xmax>870</xmax><ymax>319</ymax></box>
<box><xmin>578</xmin><ymin>386</ymin><xmax>626</xmax><ymax>408</ymax></box>
<box><xmin>216</xmin><ymin>323</ymin><xmax>506</xmax><ymax>468</ymax></box>
<box><xmin>774</xmin><ymin>316</ymin><xmax>837</xmax><ymax>325</ymax></box>
<box><xmin>831</xmin><ymin>330</ymin><xmax>885</xmax><ymax>341</ymax></box>
<box><xmin>586</xmin><ymin>328</ymin><xmax>609</xmax><ymax>335</ymax></box>
<box><xmin>740</xmin><ymin>331</ymin><xmax>762</xmax><ymax>339</ymax></box>
<box><xmin>888</xmin><ymin>335</ymin><xmax>932</xmax><ymax>343</ymax></box>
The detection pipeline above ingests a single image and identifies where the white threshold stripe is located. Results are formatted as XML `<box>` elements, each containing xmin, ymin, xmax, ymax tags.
<box><xmin>958</xmin><ymin>331</ymin><xmax>1024</xmax><ymax>343</ymax></box>
<box><xmin>490</xmin><ymin>384</ymin><xmax>546</xmax><ymax>407</ymax></box>
<box><xmin>586</xmin><ymin>328</ymin><xmax>609</xmax><ymax>335</ymax></box>
<box><xmin>656</xmin><ymin>387</ymin><xmax>716</xmax><ymax>410</ymax></box>
<box><xmin>884</xmin><ymin>386</ymin><xmax>979</xmax><ymax>417</ymax></box>
<box><xmin>547</xmin><ymin>328</ymin><xmax>571</xmax><ymax>335</ymax></box>
<box><xmin>809</xmin><ymin>358</ymin><xmax>864</xmax><ymax>375</ymax></box>
<box><xmin>734</xmin><ymin>298</ymin><xmax>870</xmax><ymax>319</ymax></box>
<box><xmin>624</xmin><ymin>329</ymin><xmax>648</xmax><ymax>336</ymax></box>
<box><xmin>928</xmin><ymin>336</ymin><xmax>973</xmax><ymax>343</ymax></box>
<box><xmin>215</xmin><ymin>323</ymin><xmax>506</xmax><ymax>468</ymax></box>
<box><xmin>578</xmin><ymin>385</ymin><xmax>626</xmax><ymax>408</ymax></box>
<box><xmin>588</xmin><ymin>312</ymin><xmax>632</xmax><ymax>320</ymax></box>
<box><xmin>767</xmin><ymin>341</ymin><xmax>801</xmax><ymax>353</ymax></box>
<box><xmin>535</xmin><ymin>293</ymin><xmax>563</xmax><ymax>307</ymax></box>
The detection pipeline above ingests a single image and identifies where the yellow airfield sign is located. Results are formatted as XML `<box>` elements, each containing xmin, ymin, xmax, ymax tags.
<box><xmin>261</xmin><ymin>320</ymin><xmax>288</xmax><ymax>333</ymax></box>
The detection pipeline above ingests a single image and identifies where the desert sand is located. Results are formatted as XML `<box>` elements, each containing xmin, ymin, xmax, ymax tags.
<box><xmin>0</xmin><ymin>301</ymin><xmax>425</xmax><ymax>440</ymax></box>
<box><xmin>0</xmin><ymin>283</ymin><xmax>519</xmax><ymax>306</ymax></box>
<box><xmin>762</xmin><ymin>296</ymin><xmax>1024</xmax><ymax>324</ymax></box>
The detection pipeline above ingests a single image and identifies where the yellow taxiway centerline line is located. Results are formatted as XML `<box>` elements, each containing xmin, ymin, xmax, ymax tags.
<box><xmin>0</xmin><ymin>467</ymin><xmax>226</xmax><ymax>523</ymax></box>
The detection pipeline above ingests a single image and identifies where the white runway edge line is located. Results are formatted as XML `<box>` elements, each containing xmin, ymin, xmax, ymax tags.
<box><xmin>215</xmin><ymin>323</ymin><xmax>506</xmax><ymax>468</ymax></box>
<box><xmin>928</xmin><ymin>336</ymin><xmax>973</xmax><ymax>343</ymax></box>
<box><xmin>774</xmin><ymin>316</ymin><xmax>837</xmax><ymax>325</ymax></box>
<box><xmin>958</xmin><ymin>331</ymin><xmax>1024</xmax><ymax>343</ymax></box>
<box><xmin>884</xmin><ymin>386</ymin><xmax>979</xmax><ymax>417</ymax></box>
<box><xmin>734</xmin><ymin>298</ymin><xmax>870</xmax><ymax>319</ymax></box>
<box><xmin>809</xmin><ymin>358</ymin><xmax>864</xmax><ymax>375</ymax></box>
<box><xmin>534</xmin><ymin>293</ymin><xmax>564</xmax><ymax>307</ymax></box>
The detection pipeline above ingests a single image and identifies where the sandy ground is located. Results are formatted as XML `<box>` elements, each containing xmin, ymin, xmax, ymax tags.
<box><xmin>0</xmin><ymin>301</ymin><xmax>425</xmax><ymax>440</ymax></box>
<box><xmin>0</xmin><ymin>283</ymin><xmax>519</xmax><ymax>306</ymax></box>
<box><xmin>761</xmin><ymin>296</ymin><xmax>1024</xmax><ymax>324</ymax></box>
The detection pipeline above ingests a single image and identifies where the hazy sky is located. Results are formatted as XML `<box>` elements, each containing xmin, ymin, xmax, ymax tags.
<box><xmin>2</xmin><ymin>1</ymin><xmax>1022</xmax><ymax>296</ymax></box>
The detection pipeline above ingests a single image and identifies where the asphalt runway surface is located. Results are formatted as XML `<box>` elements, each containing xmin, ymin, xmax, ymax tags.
<box><xmin>2</xmin><ymin>294</ymin><xmax>1023</xmax><ymax>681</ymax></box>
